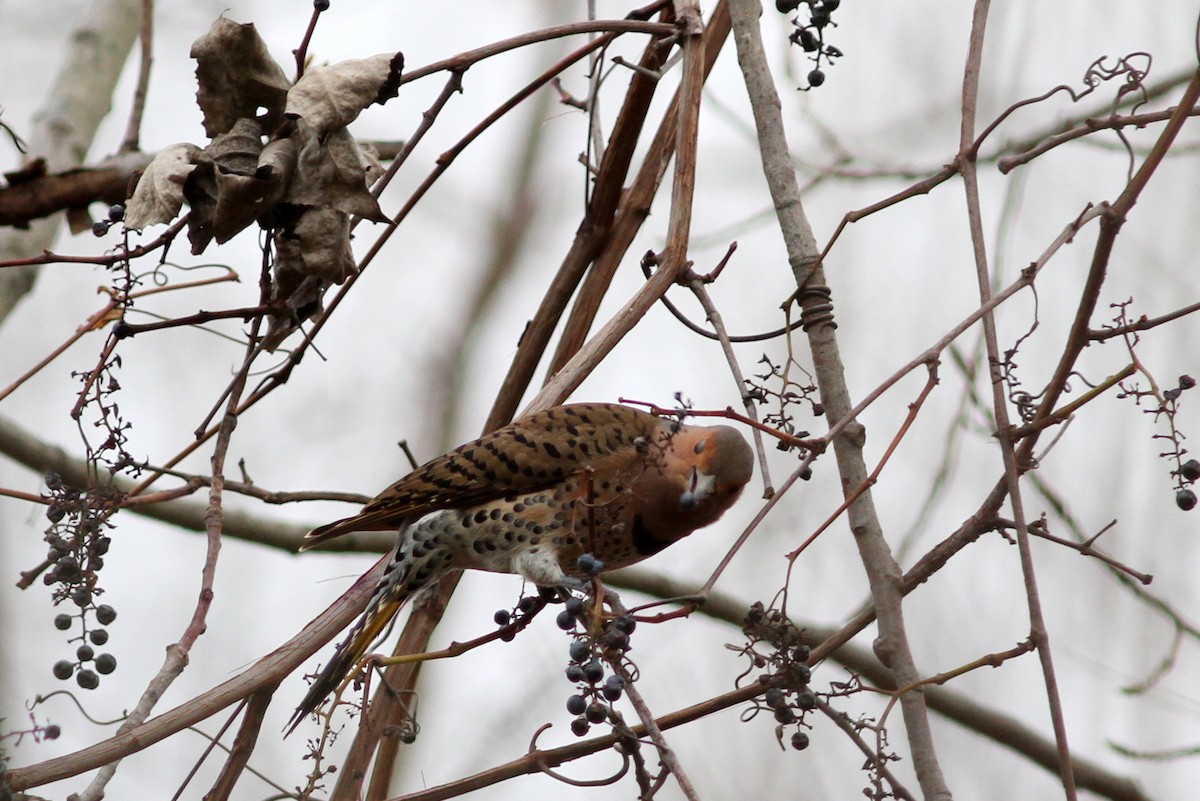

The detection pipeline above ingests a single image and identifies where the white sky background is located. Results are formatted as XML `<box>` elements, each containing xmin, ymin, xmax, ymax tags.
<box><xmin>1</xmin><ymin>1</ymin><xmax>1199</xmax><ymax>799</ymax></box>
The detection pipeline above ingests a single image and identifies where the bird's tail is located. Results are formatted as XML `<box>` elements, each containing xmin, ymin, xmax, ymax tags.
<box><xmin>286</xmin><ymin>555</ymin><xmax>417</xmax><ymax>735</ymax></box>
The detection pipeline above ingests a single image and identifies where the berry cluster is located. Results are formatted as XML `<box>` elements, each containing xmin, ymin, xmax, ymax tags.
<box><xmin>1165</xmin><ymin>374</ymin><xmax>1199</xmax><ymax>510</ymax></box>
<box><xmin>1116</xmin><ymin>371</ymin><xmax>1199</xmax><ymax>511</ymax></box>
<box><xmin>91</xmin><ymin>203</ymin><xmax>125</xmax><ymax>238</ymax></box>
<box><xmin>738</xmin><ymin>602</ymin><xmax>818</xmax><ymax>751</ymax></box>
<box><xmin>41</xmin><ymin>473</ymin><xmax>121</xmax><ymax>690</ymax></box>
<box><xmin>560</xmin><ymin>609</ymin><xmax>634</xmax><ymax>737</ymax></box>
<box><xmin>775</xmin><ymin>0</ymin><xmax>843</xmax><ymax>90</ymax></box>
<box><xmin>491</xmin><ymin>587</ymin><xmax>554</xmax><ymax>641</ymax></box>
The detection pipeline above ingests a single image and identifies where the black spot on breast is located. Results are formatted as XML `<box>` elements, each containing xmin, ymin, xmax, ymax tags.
<box><xmin>632</xmin><ymin>514</ymin><xmax>670</xmax><ymax>556</ymax></box>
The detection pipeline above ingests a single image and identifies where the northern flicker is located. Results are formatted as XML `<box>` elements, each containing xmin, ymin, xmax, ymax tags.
<box><xmin>288</xmin><ymin>402</ymin><xmax>753</xmax><ymax>731</ymax></box>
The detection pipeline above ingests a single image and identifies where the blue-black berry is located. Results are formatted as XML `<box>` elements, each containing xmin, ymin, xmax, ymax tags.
<box><xmin>1181</xmin><ymin>459</ymin><xmax>1200</xmax><ymax>483</ymax></box>
<box><xmin>582</xmin><ymin>659</ymin><xmax>605</xmax><ymax>684</ymax></box>
<box><xmin>791</xmin><ymin>730</ymin><xmax>810</xmax><ymax>750</ymax></box>
<box><xmin>95</xmin><ymin>605</ymin><xmax>117</xmax><ymax>625</ymax></box>
<box><xmin>1177</xmin><ymin>489</ymin><xmax>1198</xmax><ymax>511</ymax></box>
<box><xmin>568</xmin><ymin>640</ymin><xmax>590</xmax><ymax>663</ymax></box>
<box><xmin>570</xmin><ymin>717</ymin><xmax>590</xmax><ymax>737</ymax></box>
<box><xmin>601</xmin><ymin>675</ymin><xmax>624</xmax><ymax>701</ymax></box>
<box><xmin>107</xmin><ymin>204</ymin><xmax>125</xmax><ymax>222</ymax></box>
<box><xmin>314</xmin><ymin>0</ymin><xmax>330</xmax><ymax>10</ymax></box>
<box><xmin>95</xmin><ymin>653</ymin><xmax>117</xmax><ymax>675</ymax></box>
<box><xmin>576</xmin><ymin>554</ymin><xmax>604</xmax><ymax>576</ymax></box>
<box><xmin>556</xmin><ymin>610</ymin><xmax>577</xmax><ymax>631</ymax></box>
<box><xmin>76</xmin><ymin>669</ymin><xmax>99</xmax><ymax>690</ymax></box>
<box><xmin>493</xmin><ymin>609</ymin><xmax>511</xmax><ymax>626</ymax></box>
<box><xmin>76</xmin><ymin>644</ymin><xmax>94</xmax><ymax>662</ymax></box>
<box><xmin>89</xmin><ymin>628</ymin><xmax>109</xmax><ymax>645</ymax></box>
<box><xmin>566</xmin><ymin>694</ymin><xmax>587</xmax><ymax>715</ymax></box>
<box><xmin>54</xmin><ymin>613</ymin><xmax>73</xmax><ymax>631</ymax></box>
<box><xmin>53</xmin><ymin>660</ymin><xmax>74</xmax><ymax>680</ymax></box>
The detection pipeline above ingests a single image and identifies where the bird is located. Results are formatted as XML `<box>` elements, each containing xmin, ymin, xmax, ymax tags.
<box><xmin>287</xmin><ymin>402</ymin><xmax>754</xmax><ymax>733</ymax></box>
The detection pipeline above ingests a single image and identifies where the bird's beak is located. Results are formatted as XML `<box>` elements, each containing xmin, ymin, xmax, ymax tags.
<box><xmin>680</xmin><ymin>467</ymin><xmax>716</xmax><ymax>509</ymax></box>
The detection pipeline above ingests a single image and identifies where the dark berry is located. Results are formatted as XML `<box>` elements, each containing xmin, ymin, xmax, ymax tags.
<box><xmin>566</xmin><ymin>694</ymin><xmax>587</xmax><ymax>715</ymax></box>
<box><xmin>95</xmin><ymin>604</ymin><xmax>117</xmax><ymax>625</ymax></box>
<box><xmin>565</xmin><ymin>664</ymin><xmax>585</xmax><ymax>682</ymax></box>
<box><xmin>91</xmin><ymin>221</ymin><xmax>110</xmax><ymax>237</ymax></box>
<box><xmin>95</xmin><ymin>653</ymin><xmax>117</xmax><ymax>674</ymax></box>
<box><xmin>56</xmin><ymin>555</ymin><xmax>80</xmax><ymax>579</ymax></box>
<box><xmin>792</xmin><ymin>645</ymin><xmax>811</xmax><ymax>662</ymax></box>
<box><xmin>808</xmin><ymin>69</ymin><xmax>826</xmax><ymax>87</ymax></box>
<box><xmin>107</xmin><ymin>204</ymin><xmax>125</xmax><ymax>222</ymax></box>
<box><xmin>499</xmin><ymin>628</ymin><xmax>516</xmax><ymax>642</ymax></box>
<box><xmin>603</xmin><ymin>629</ymin><xmax>629</xmax><ymax>651</ymax></box>
<box><xmin>1181</xmin><ymin>375</ymin><xmax>1196</xmax><ymax>389</ymax></box>
<box><xmin>43</xmin><ymin>724</ymin><xmax>61</xmax><ymax>740</ymax></box>
<box><xmin>76</xmin><ymin>644</ymin><xmax>94</xmax><ymax>662</ymax></box>
<box><xmin>582</xmin><ymin>659</ymin><xmax>605</xmax><ymax>684</ymax></box>
<box><xmin>564</xmin><ymin>596</ymin><xmax>584</xmax><ymax>617</ymax></box>
<box><xmin>764</xmin><ymin>688</ymin><xmax>785</xmax><ymax>708</ymax></box>
<box><xmin>314</xmin><ymin>0</ymin><xmax>330</xmax><ymax>9</ymax></box>
<box><xmin>789</xmin><ymin>663</ymin><xmax>812</xmax><ymax>684</ymax></box>
<box><xmin>556</xmin><ymin>610</ymin><xmax>577</xmax><ymax>631</ymax></box>
<box><xmin>823</xmin><ymin>0</ymin><xmax>840</xmax><ymax>10</ymax></box>
<box><xmin>810</xmin><ymin>7</ymin><xmax>831</xmax><ymax>27</ymax></box>
<box><xmin>92</xmin><ymin>536</ymin><xmax>111</xmax><ymax>556</ymax></box>
<box><xmin>775</xmin><ymin>0</ymin><xmax>801</xmax><ymax>11</ymax></box>
<box><xmin>1181</xmin><ymin>459</ymin><xmax>1200</xmax><ymax>482</ymax></box>
<box><xmin>1177</xmin><ymin>489</ymin><xmax>1197</xmax><ymax>511</ymax></box>
<box><xmin>538</xmin><ymin>585</ymin><xmax>560</xmax><ymax>602</ymax></box>
<box><xmin>576</xmin><ymin>553</ymin><xmax>604</xmax><ymax>576</ymax></box>
<box><xmin>612</xmin><ymin>615</ymin><xmax>636</xmax><ymax>634</ymax></box>
<box><xmin>601</xmin><ymin>675</ymin><xmax>624</xmax><ymax>701</ymax></box>
<box><xmin>53</xmin><ymin>660</ymin><xmax>75</xmax><ymax>680</ymax></box>
<box><xmin>796</xmin><ymin>690</ymin><xmax>817</xmax><ymax>710</ymax></box>
<box><xmin>46</xmin><ymin>504</ymin><xmax>66</xmax><ymax>523</ymax></box>
<box><xmin>76</xmin><ymin>669</ymin><xmax>99</xmax><ymax>690</ymax></box>
<box><xmin>54</xmin><ymin>613</ymin><xmax>73</xmax><ymax>631</ymax></box>
<box><xmin>585</xmin><ymin>702</ymin><xmax>607</xmax><ymax>724</ymax></box>
<box><xmin>71</xmin><ymin>587</ymin><xmax>92</xmax><ymax>608</ymax></box>
<box><xmin>791</xmin><ymin>730</ymin><xmax>810</xmax><ymax>750</ymax></box>
<box><xmin>517</xmin><ymin>596</ymin><xmax>539</xmax><ymax>614</ymax></box>
<box><xmin>773</xmin><ymin>705</ymin><xmax>796</xmax><ymax>724</ymax></box>
<box><xmin>568</xmin><ymin>640</ymin><xmax>590</xmax><ymax>663</ymax></box>
<box><xmin>89</xmin><ymin>628</ymin><xmax>109</xmax><ymax>645</ymax></box>
<box><xmin>570</xmin><ymin>717</ymin><xmax>590</xmax><ymax>737</ymax></box>
<box><xmin>45</xmin><ymin>473</ymin><xmax>64</xmax><ymax>491</ymax></box>
<box><xmin>493</xmin><ymin>609</ymin><xmax>511</xmax><ymax>626</ymax></box>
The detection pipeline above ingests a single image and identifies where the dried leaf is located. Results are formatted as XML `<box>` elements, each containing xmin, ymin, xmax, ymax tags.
<box><xmin>125</xmin><ymin>143</ymin><xmax>202</xmax><ymax>230</ymax></box>
<box><xmin>285</xmin><ymin>52</ymin><xmax>403</xmax><ymax>138</ymax></box>
<box><xmin>287</xmin><ymin>125</ymin><xmax>388</xmax><ymax>222</ymax></box>
<box><xmin>191</xmin><ymin>18</ymin><xmax>291</xmax><ymax>138</ymax></box>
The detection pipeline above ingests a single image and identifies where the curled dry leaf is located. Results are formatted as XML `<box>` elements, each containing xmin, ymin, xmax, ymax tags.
<box><xmin>191</xmin><ymin>17</ymin><xmax>291</xmax><ymax>138</ymax></box>
<box><xmin>285</xmin><ymin>52</ymin><xmax>404</xmax><ymax>139</ymax></box>
<box><xmin>124</xmin><ymin>143</ymin><xmax>203</xmax><ymax>231</ymax></box>
<box><xmin>287</xmin><ymin>125</ymin><xmax>388</xmax><ymax>222</ymax></box>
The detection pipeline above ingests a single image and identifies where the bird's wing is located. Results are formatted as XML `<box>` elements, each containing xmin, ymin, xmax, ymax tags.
<box><xmin>301</xmin><ymin>403</ymin><xmax>660</xmax><ymax>549</ymax></box>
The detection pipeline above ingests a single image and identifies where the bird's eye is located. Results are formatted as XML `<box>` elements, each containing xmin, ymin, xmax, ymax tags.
<box><xmin>693</xmin><ymin>438</ymin><xmax>708</xmax><ymax>455</ymax></box>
